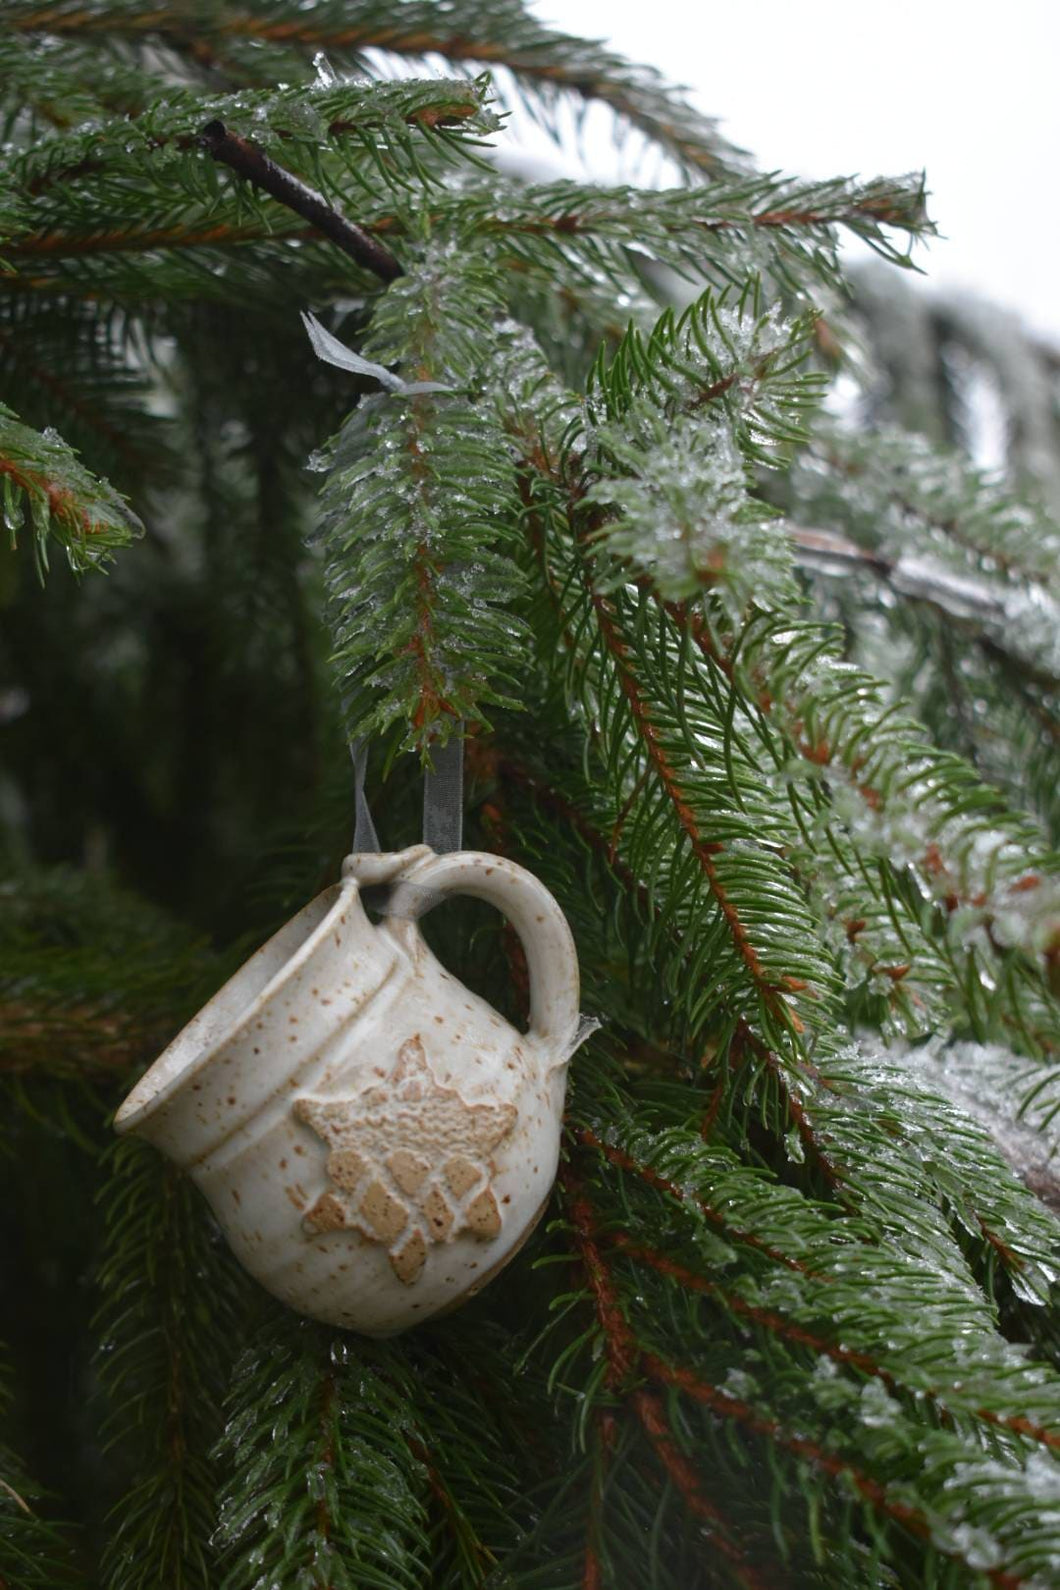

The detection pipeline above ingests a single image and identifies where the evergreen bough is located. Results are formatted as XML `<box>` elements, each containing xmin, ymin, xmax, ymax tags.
<box><xmin>2</xmin><ymin>3</ymin><xmax>1060</xmax><ymax>1585</ymax></box>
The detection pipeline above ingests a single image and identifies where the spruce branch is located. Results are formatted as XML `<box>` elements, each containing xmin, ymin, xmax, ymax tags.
<box><xmin>574</xmin><ymin>1125</ymin><xmax>826</xmax><ymax>1279</ymax></box>
<box><xmin>1</xmin><ymin>78</ymin><xmax>492</xmax><ymax>307</ymax></box>
<box><xmin>0</xmin><ymin>400</ymin><xmax>142</xmax><ymax>575</ymax></box>
<box><xmin>791</xmin><ymin>428</ymin><xmax>1060</xmax><ymax>680</ymax></box>
<box><xmin>5</xmin><ymin>0</ymin><xmax>747</xmax><ymax>178</ymax></box>
<box><xmin>455</xmin><ymin>172</ymin><xmax>932</xmax><ymax>300</ymax></box>
<box><xmin>0</xmin><ymin>870</ymin><xmax>210</xmax><ymax>1081</ymax></box>
<box><xmin>499</xmin><ymin>305</ymin><xmax>842</xmax><ymax>1066</ymax></box>
<box><xmin>641</xmin><ymin>1352</ymin><xmax>1026</xmax><ymax>1589</ymax></box>
<box><xmin>553</xmin><ymin>715</ymin><xmax>1060</xmax><ymax>1308</ymax></box>
<box><xmin>584</xmin><ymin>579</ymin><xmax>810</xmax><ymax>1035</ymax></box>
<box><xmin>557</xmin><ymin>1060</ymin><xmax>1060</xmax><ymax>1583</ymax></box>
<box><xmin>0</xmin><ymin>1354</ymin><xmax>84</xmax><ymax>1588</ymax></box>
<box><xmin>313</xmin><ymin>258</ymin><xmax>529</xmax><ymax>751</ymax></box>
<box><xmin>563</xmin><ymin>1163</ymin><xmax>772</xmax><ymax>1589</ymax></box>
<box><xmin>510</xmin><ymin>533</ymin><xmax>1060</xmax><ymax>1317</ymax></box>
<box><xmin>94</xmin><ymin>1142</ymin><xmax>251</xmax><ymax>1590</ymax></box>
<box><xmin>788</xmin><ymin>427</ymin><xmax>1060</xmax><ymax>831</ymax></box>
<box><xmin>500</xmin><ymin>310</ymin><xmax>1060</xmax><ymax>1320</ymax></box>
<box><xmin>523</xmin><ymin>391</ymin><xmax>1059</xmax><ymax>1048</ymax></box>
<box><xmin>5</xmin><ymin>76</ymin><xmax>492</xmax><ymax>199</ymax></box>
<box><xmin>675</xmin><ymin>606</ymin><xmax>1059</xmax><ymax>1004</ymax></box>
<box><xmin>792</xmin><ymin>523</ymin><xmax>1060</xmax><ymax>700</ymax></box>
<box><xmin>504</xmin><ymin>326</ymin><xmax>963</xmax><ymax>1043</ymax></box>
<box><xmin>607</xmin><ymin>1231</ymin><xmax>1060</xmax><ymax>1456</ymax></box>
<box><xmin>198</xmin><ymin>118</ymin><xmax>404</xmax><ymax>282</ymax></box>
<box><xmin>562</xmin><ymin>1127</ymin><xmax>1021</xmax><ymax>1583</ymax></box>
<box><xmin>213</xmin><ymin>1318</ymin><xmax>433</xmax><ymax>1589</ymax></box>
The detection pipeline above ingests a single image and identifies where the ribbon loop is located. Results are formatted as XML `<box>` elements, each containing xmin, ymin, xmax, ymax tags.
<box><xmin>422</xmin><ymin>734</ymin><xmax>464</xmax><ymax>855</ymax></box>
<box><xmin>349</xmin><ymin>731</ymin><xmax>464</xmax><ymax>856</ymax></box>
<box><xmin>350</xmin><ymin>738</ymin><xmax>381</xmax><ymax>855</ymax></box>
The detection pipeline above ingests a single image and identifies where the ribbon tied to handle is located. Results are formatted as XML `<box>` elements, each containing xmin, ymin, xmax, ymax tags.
<box><xmin>350</xmin><ymin>735</ymin><xmax>464</xmax><ymax>859</ymax></box>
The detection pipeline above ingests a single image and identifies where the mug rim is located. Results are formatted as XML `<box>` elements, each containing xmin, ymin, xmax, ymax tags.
<box><xmin>113</xmin><ymin>878</ymin><xmax>357</xmax><ymax>1135</ymax></box>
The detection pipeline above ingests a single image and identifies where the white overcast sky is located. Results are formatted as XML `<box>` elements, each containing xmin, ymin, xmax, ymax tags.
<box><xmin>517</xmin><ymin>0</ymin><xmax>1060</xmax><ymax>345</ymax></box>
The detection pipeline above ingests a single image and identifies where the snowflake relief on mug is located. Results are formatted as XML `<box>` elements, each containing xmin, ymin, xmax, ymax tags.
<box><xmin>294</xmin><ymin>1035</ymin><xmax>517</xmax><ymax>1284</ymax></box>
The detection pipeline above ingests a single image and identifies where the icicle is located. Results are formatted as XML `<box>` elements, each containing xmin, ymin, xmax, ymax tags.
<box><xmin>312</xmin><ymin>51</ymin><xmax>339</xmax><ymax>88</ymax></box>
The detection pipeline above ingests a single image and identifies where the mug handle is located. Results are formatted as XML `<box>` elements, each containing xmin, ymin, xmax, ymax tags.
<box><xmin>363</xmin><ymin>850</ymin><xmax>582</xmax><ymax>1056</ymax></box>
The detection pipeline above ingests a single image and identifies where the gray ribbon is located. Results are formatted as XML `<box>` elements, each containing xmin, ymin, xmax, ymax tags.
<box><xmin>422</xmin><ymin>734</ymin><xmax>464</xmax><ymax>855</ymax></box>
<box><xmin>350</xmin><ymin>738</ymin><xmax>381</xmax><ymax>855</ymax></box>
<box><xmin>303</xmin><ymin>312</ymin><xmax>454</xmax><ymax>396</ymax></box>
<box><xmin>349</xmin><ymin>731</ymin><xmax>463</xmax><ymax>856</ymax></box>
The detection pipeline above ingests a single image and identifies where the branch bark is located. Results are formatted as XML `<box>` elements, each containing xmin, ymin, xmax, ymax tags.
<box><xmin>198</xmin><ymin>119</ymin><xmax>404</xmax><ymax>283</ymax></box>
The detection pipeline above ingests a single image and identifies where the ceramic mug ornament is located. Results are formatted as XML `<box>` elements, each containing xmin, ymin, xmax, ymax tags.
<box><xmin>114</xmin><ymin>845</ymin><xmax>591</xmax><ymax>1337</ymax></box>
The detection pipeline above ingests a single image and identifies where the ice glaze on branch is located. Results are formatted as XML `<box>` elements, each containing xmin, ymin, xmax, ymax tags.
<box><xmin>573</xmin><ymin>1125</ymin><xmax>827</xmax><ymax>1279</ymax></box>
<box><xmin>609</xmin><ymin>1233</ymin><xmax>1060</xmax><ymax>1456</ymax></box>
<box><xmin>642</xmin><ymin>1355</ymin><xmax>1026</xmax><ymax>1590</ymax></box>
<box><xmin>0</xmin><ymin>400</ymin><xmax>143</xmax><ymax>574</ymax></box>
<box><xmin>562</xmin><ymin>1126</ymin><xmax>1060</xmax><ymax>1584</ymax></box>
<box><xmin>791</xmin><ymin>524</ymin><xmax>1060</xmax><ymax>695</ymax></box>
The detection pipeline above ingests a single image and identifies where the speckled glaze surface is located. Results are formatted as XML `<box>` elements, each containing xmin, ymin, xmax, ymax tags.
<box><xmin>114</xmin><ymin>846</ymin><xmax>587</xmax><ymax>1336</ymax></box>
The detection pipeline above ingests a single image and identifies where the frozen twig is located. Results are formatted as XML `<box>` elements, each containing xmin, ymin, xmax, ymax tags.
<box><xmin>198</xmin><ymin>119</ymin><xmax>404</xmax><ymax>283</ymax></box>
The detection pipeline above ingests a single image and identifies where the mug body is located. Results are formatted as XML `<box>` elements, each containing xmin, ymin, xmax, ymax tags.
<box><xmin>116</xmin><ymin>882</ymin><xmax>564</xmax><ymax>1336</ymax></box>
<box><xmin>114</xmin><ymin>880</ymin><xmax>397</xmax><ymax>1166</ymax></box>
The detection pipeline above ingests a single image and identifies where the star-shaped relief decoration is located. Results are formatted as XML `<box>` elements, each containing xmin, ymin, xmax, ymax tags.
<box><xmin>293</xmin><ymin>1035</ymin><xmax>518</xmax><ymax>1285</ymax></box>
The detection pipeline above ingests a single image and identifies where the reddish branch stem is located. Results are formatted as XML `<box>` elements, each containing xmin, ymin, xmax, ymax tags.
<box><xmin>403</xmin><ymin>416</ymin><xmax>458</xmax><ymax>734</ymax></box>
<box><xmin>573</xmin><ymin>1124</ymin><xmax>829</xmax><ymax>1279</ymax></box>
<box><xmin>611</xmin><ymin>1235</ymin><xmax>1060</xmax><ymax>1455</ymax></box>
<box><xmin>0</xmin><ymin>456</ymin><xmax>100</xmax><ymax>539</ymax></box>
<box><xmin>563</xmin><ymin>1165</ymin><xmax>769</xmax><ymax>1588</ymax></box>
<box><xmin>487</xmin><ymin>737</ymin><xmax>848</xmax><ymax>1192</ymax></box>
<box><xmin>641</xmin><ymin>1354</ymin><xmax>1024</xmax><ymax>1590</ymax></box>
<box><xmin>587</xmin><ymin>585</ymin><xmax>788</xmax><ymax>1014</ymax></box>
<box><xmin>7</xmin><ymin>220</ymin><xmax>312</xmax><ymax>257</ymax></box>
<box><xmin>566</xmin><ymin>1160</ymin><xmax>1030</xmax><ymax>1587</ymax></box>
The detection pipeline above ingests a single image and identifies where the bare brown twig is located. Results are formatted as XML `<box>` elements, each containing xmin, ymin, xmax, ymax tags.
<box><xmin>197</xmin><ymin>119</ymin><xmax>404</xmax><ymax>283</ymax></box>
